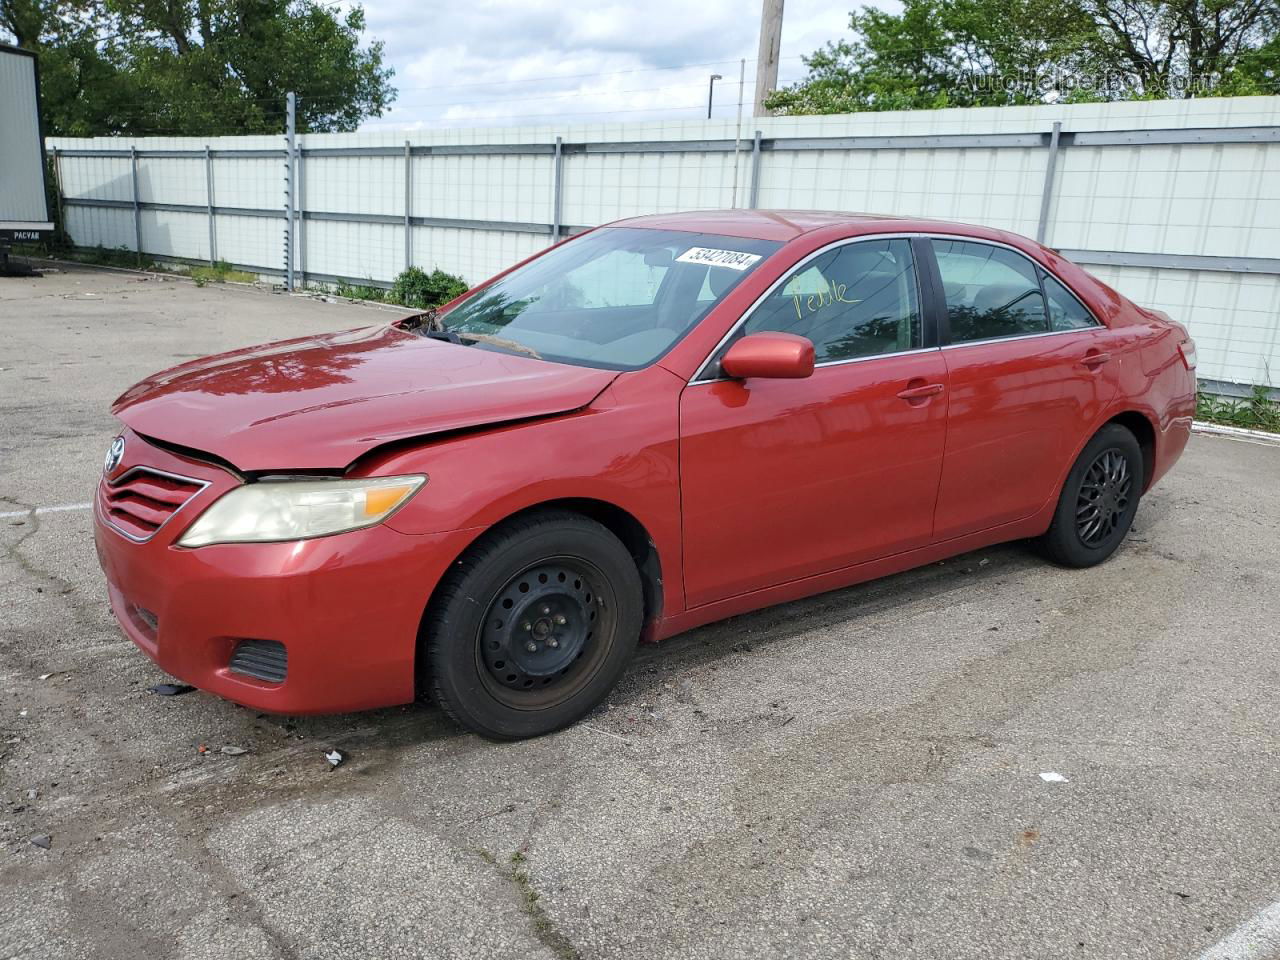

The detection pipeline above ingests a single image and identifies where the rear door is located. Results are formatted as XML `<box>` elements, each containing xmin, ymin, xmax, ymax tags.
<box><xmin>925</xmin><ymin>238</ymin><xmax>1122</xmax><ymax>540</ymax></box>
<box><xmin>678</xmin><ymin>237</ymin><xmax>950</xmax><ymax>608</ymax></box>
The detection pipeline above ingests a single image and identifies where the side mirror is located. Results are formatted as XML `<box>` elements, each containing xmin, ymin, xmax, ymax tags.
<box><xmin>720</xmin><ymin>332</ymin><xmax>815</xmax><ymax>380</ymax></box>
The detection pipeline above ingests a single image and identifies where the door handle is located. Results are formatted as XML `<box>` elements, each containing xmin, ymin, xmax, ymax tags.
<box><xmin>896</xmin><ymin>382</ymin><xmax>945</xmax><ymax>401</ymax></box>
<box><xmin>1080</xmin><ymin>351</ymin><xmax>1111</xmax><ymax>369</ymax></box>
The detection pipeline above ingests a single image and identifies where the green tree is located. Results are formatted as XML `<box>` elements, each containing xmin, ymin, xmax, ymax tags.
<box><xmin>0</xmin><ymin>0</ymin><xmax>395</xmax><ymax>136</ymax></box>
<box><xmin>767</xmin><ymin>0</ymin><xmax>1280</xmax><ymax>113</ymax></box>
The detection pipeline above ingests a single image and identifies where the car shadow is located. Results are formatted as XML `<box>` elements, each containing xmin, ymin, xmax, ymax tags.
<box><xmin>261</xmin><ymin>538</ymin><xmax>1046</xmax><ymax>755</ymax></box>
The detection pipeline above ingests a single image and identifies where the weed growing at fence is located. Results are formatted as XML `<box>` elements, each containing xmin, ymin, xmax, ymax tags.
<box><xmin>333</xmin><ymin>281</ymin><xmax>388</xmax><ymax>302</ymax></box>
<box><xmin>57</xmin><ymin>244</ymin><xmax>157</xmax><ymax>270</ymax></box>
<box><xmin>189</xmin><ymin>261</ymin><xmax>257</xmax><ymax>285</ymax></box>
<box><xmin>1197</xmin><ymin>386</ymin><xmax>1280</xmax><ymax>433</ymax></box>
<box><xmin>391</xmin><ymin>267</ymin><xmax>468</xmax><ymax>310</ymax></box>
<box><xmin>333</xmin><ymin>267</ymin><xmax>468</xmax><ymax>310</ymax></box>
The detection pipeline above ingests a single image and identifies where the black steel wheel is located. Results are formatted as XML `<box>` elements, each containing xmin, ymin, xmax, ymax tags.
<box><xmin>1039</xmin><ymin>423</ymin><xmax>1143</xmax><ymax>568</ymax></box>
<box><xmin>423</xmin><ymin>510</ymin><xmax>643</xmax><ymax>740</ymax></box>
<box><xmin>477</xmin><ymin>557</ymin><xmax>615</xmax><ymax>709</ymax></box>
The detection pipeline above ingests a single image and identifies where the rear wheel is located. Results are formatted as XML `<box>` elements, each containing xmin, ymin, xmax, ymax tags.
<box><xmin>1039</xmin><ymin>424</ymin><xmax>1143</xmax><ymax>568</ymax></box>
<box><xmin>424</xmin><ymin>511</ymin><xmax>642</xmax><ymax>740</ymax></box>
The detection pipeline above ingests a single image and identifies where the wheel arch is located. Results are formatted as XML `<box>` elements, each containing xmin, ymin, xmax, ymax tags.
<box><xmin>415</xmin><ymin>497</ymin><xmax>665</xmax><ymax>696</ymax></box>
<box><xmin>1104</xmin><ymin>410</ymin><xmax>1157</xmax><ymax>491</ymax></box>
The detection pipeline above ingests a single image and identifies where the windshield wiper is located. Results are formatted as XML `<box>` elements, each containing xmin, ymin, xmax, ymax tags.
<box><xmin>402</xmin><ymin>309</ymin><xmax>540</xmax><ymax>359</ymax></box>
<box><xmin>458</xmin><ymin>332</ymin><xmax>543</xmax><ymax>359</ymax></box>
<box><xmin>401</xmin><ymin>309</ymin><xmax>441</xmax><ymax>333</ymax></box>
<box><xmin>423</xmin><ymin>329</ymin><xmax>463</xmax><ymax>344</ymax></box>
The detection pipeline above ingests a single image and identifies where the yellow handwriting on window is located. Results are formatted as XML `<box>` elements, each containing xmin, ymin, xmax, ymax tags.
<box><xmin>791</xmin><ymin>278</ymin><xmax>862</xmax><ymax>321</ymax></box>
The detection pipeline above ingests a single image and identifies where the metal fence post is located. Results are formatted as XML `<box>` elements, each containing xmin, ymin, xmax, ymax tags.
<box><xmin>129</xmin><ymin>145</ymin><xmax>142</xmax><ymax>266</ymax></box>
<box><xmin>1036</xmin><ymin>121</ymin><xmax>1063</xmax><ymax>244</ymax></box>
<box><xmin>296</xmin><ymin>141</ymin><xmax>305</xmax><ymax>284</ymax></box>
<box><xmin>50</xmin><ymin>146</ymin><xmax>65</xmax><ymax>242</ymax></box>
<box><xmin>204</xmin><ymin>146</ymin><xmax>216</xmax><ymax>266</ymax></box>
<box><xmin>404</xmin><ymin>140</ymin><xmax>412</xmax><ymax>270</ymax></box>
<box><xmin>749</xmin><ymin>130</ymin><xmax>762</xmax><ymax>209</ymax></box>
<box><xmin>551</xmin><ymin>136</ymin><xmax>563</xmax><ymax>243</ymax></box>
<box><xmin>284</xmin><ymin>91</ymin><xmax>296</xmax><ymax>291</ymax></box>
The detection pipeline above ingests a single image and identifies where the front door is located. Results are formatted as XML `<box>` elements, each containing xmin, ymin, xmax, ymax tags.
<box><xmin>679</xmin><ymin>237</ymin><xmax>950</xmax><ymax>609</ymax></box>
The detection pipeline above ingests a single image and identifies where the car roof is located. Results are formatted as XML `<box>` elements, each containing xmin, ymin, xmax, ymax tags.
<box><xmin>609</xmin><ymin>209</ymin><xmax>1019</xmax><ymax>245</ymax></box>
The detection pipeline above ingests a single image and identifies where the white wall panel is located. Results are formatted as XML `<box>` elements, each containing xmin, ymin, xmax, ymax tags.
<box><xmin>47</xmin><ymin>95</ymin><xmax>1280</xmax><ymax>387</ymax></box>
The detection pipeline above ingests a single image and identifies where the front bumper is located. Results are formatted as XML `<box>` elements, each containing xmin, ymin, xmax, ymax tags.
<box><xmin>94</xmin><ymin>432</ymin><xmax>479</xmax><ymax>714</ymax></box>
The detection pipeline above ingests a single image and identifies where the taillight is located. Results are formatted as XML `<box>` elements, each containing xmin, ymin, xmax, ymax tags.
<box><xmin>1178</xmin><ymin>339</ymin><xmax>1197</xmax><ymax>370</ymax></box>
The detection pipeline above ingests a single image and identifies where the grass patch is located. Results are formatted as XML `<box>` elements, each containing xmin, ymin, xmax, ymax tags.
<box><xmin>1197</xmin><ymin>386</ymin><xmax>1280</xmax><ymax>433</ymax></box>
<box><xmin>333</xmin><ymin>267</ymin><xmax>468</xmax><ymax>310</ymax></box>
<box><xmin>334</xmin><ymin>280</ymin><xmax>389</xmax><ymax>302</ymax></box>
<box><xmin>507</xmin><ymin>852</ymin><xmax>579</xmax><ymax>960</ymax></box>
<box><xmin>189</xmin><ymin>260</ymin><xmax>258</xmax><ymax>285</ymax></box>
<box><xmin>37</xmin><ymin>244</ymin><xmax>158</xmax><ymax>271</ymax></box>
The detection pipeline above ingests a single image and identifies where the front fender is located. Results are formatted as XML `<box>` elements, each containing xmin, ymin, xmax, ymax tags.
<box><xmin>357</xmin><ymin>366</ymin><xmax>686</xmax><ymax>612</ymax></box>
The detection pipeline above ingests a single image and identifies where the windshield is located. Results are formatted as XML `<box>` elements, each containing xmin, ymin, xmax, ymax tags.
<box><xmin>431</xmin><ymin>227</ymin><xmax>781</xmax><ymax>370</ymax></box>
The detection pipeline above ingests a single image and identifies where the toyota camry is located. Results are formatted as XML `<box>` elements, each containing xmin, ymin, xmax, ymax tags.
<box><xmin>94</xmin><ymin>210</ymin><xmax>1196</xmax><ymax>739</ymax></box>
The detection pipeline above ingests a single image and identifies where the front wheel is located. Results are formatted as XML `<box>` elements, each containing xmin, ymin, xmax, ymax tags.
<box><xmin>424</xmin><ymin>511</ymin><xmax>643</xmax><ymax>740</ymax></box>
<box><xmin>1039</xmin><ymin>423</ymin><xmax>1143</xmax><ymax>568</ymax></box>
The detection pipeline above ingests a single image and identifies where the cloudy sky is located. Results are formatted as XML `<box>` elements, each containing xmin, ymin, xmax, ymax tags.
<box><xmin>352</xmin><ymin>0</ymin><xmax>875</xmax><ymax>130</ymax></box>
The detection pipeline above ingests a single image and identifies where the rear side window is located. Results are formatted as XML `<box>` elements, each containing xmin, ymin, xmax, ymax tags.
<box><xmin>932</xmin><ymin>240</ymin><xmax>1048</xmax><ymax>343</ymax></box>
<box><xmin>1042</xmin><ymin>272</ymin><xmax>1099</xmax><ymax>331</ymax></box>
<box><xmin>740</xmin><ymin>238</ymin><xmax>922</xmax><ymax>363</ymax></box>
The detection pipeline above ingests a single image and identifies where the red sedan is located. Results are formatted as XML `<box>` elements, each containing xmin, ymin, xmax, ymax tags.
<box><xmin>94</xmin><ymin>211</ymin><xmax>1196</xmax><ymax>739</ymax></box>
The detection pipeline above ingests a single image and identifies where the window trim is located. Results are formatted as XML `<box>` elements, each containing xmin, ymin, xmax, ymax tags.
<box><xmin>1038</xmin><ymin>266</ymin><xmax>1102</xmax><ymax>334</ymax></box>
<box><xmin>689</xmin><ymin>232</ymin><xmax>1105</xmax><ymax>383</ymax></box>
<box><xmin>444</xmin><ymin>226</ymin><xmax>782</xmax><ymax>373</ymax></box>
<box><xmin>690</xmin><ymin>233</ymin><xmax>935</xmax><ymax>384</ymax></box>
<box><xmin>927</xmin><ymin>236</ymin><xmax>1102</xmax><ymax>347</ymax></box>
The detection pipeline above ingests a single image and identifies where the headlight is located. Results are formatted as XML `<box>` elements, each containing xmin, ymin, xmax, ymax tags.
<box><xmin>177</xmin><ymin>475</ymin><xmax>426</xmax><ymax>547</ymax></box>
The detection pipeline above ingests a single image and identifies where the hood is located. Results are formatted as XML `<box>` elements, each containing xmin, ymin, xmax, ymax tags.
<box><xmin>112</xmin><ymin>324</ymin><xmax>618</xmax><ymax>471</ymax></box>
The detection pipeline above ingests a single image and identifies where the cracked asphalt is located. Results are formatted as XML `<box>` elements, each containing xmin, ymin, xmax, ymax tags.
<box><xmin>3</xmin><ymin>264</ymin><xmax>1280</xmax><ymax>960</ymax></box>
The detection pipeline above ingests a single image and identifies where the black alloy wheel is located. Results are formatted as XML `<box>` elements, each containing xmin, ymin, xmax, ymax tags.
<box><xmin>1039</xmin><ymin>423</ymin><xmax>1143</xmax><ymax>568</ymax></box>
<box><xmin>1075</xmin><ymin>448</ymin><xmax>1133</xmax><ymax>547</ymax></box>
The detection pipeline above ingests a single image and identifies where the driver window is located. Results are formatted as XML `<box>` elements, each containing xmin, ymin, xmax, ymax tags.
<box><xmin>740</xmin><ymin>239</ymin><xmax>922</xmax><ymax>362</ymax></box>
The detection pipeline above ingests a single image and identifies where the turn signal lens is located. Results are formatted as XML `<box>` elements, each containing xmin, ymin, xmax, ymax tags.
<box><xmin>178</xmin><ymin>475</ymin><xmax>426</xmax><ymax>547</ymax></box>
<box><xmin>363</xmin><ymin>483</ymin><xmax>418</xmax><ymax>517</ymax></box>
<box><xmin>1178</xmin><ymin>339</ymin><xmax>1197</xmax><ymax>370</ymax></box>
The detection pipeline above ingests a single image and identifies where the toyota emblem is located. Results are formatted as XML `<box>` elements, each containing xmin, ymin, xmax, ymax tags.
<box><xmin>104</xmin><ymin>435</ymin><xmax>126</xmax><ymax>474</ymax></box>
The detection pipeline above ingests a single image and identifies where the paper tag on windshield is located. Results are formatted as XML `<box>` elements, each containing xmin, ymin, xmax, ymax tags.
<box><xmin>675</xmin><ymin>247</ymin><xmax>763</xmax><ymax>271</ymax></box>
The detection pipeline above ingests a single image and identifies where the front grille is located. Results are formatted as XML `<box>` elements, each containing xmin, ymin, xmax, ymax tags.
<box><xmin>229</xmin><ymin>639</ymin><xmax>288</xmax><ymax>684</ymax></box>
<box><xmin>102</xmin><ymin>467</ymin><xmax>207</xmax><ymax>542</ymax></box>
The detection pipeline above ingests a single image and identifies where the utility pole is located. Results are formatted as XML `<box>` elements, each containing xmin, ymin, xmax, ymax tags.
<box><xmin>730</xmin><ymin>59</ymin><xmax>745</xmax><ymax>208</ymax></box>
<box><xmin>753</xmin><ymin>0</ymin><xmax>784</xmax><ymax>117</ymax></box>
<box><xmin>284</xmin><ymin>91</ymin><xmax>296</xmax><ymax>292</ymax></box>
<box><xmin>707</xmin><ymin>74</ymin><xmax>722</xmax><ymax>119</ymax></box>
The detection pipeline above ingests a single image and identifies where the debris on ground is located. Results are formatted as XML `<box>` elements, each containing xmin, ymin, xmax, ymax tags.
<box><xmin>38</xmin><ymin>672</ymin><xmax>61</xmax><ymax>681</ymax></box>
<box><xmin>324</xmin><ymin>749</ymin><xmax>345</xmax><ymax>769</ymax></box>
<box><xmin>197</xmin><ymin>744</ymin><xmax>209</xmax><ymax>755</ymax></box>
<box><xmin>26</xmin><ymin>789</ymin><xmax>38</xmax><ymax>800</ymax></box>
<box><xmin>1039</xmin><ymin>771</ymin><xmax>1069</xmax><ymax>783</ymax></box>
<box><xmin>220</xmin><ymin>746</ymin><xmax>249</xmax><ymax>756</ymax></box>
<box><xmin>29</xmin><ymin>835</ymin><xmax>51</xmax><ymax>849</ymax></box>
<box><xmin>149</xmin><ymin>683</ymin><xmax>196</xmax><ymax>696</ymax></box>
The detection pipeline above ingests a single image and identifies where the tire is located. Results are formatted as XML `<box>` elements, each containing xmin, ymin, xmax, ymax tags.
<box><xmin>423</xmin><ymin>510</ymin><xmax>643</xmax><ymax>740</ymax></box>
<box><xmin>1039</xmin><ymin>423</ymin><xmax>1143</xmax><ymax>568</ymax></box>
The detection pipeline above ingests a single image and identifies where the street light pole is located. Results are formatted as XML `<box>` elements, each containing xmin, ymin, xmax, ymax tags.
<box><xmin>707</xmin><ymin>73</ymin><xmax>723</xmax><ymax>119</ymax></box>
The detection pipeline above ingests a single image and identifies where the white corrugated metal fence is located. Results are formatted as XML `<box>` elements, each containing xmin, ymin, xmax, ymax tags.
<box><xmin>48</xmin><ymin>96</ymin><xmax>1280</xmax><ymax>390</ymax></box>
